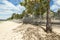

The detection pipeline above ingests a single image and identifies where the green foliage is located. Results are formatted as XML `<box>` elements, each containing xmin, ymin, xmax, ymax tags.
<box><xmin>7</xmin><ymin>11</ymin><xmax>26</xmax><ymax>20</ymax></box>
<box><xmin>20</xmin><ymin>0</ymin><xmax>48</xmax><ymax>16</ymax></box>
<box><xmin>54</xmin><ymin>9</ymin><xmax>60</xmax><ymax>19</ymax></box>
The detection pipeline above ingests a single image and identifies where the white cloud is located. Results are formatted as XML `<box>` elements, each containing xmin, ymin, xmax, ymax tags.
<box><xmin>0</xmin><ymin>0</ymin><xmax>25</xmax><ymax>14</ymax></box>
<box><xmin>0</xmin><ymin>14</ymin><xmax>12</xmax><ymax>19</ymax></box>
<box><xmin>0</xmin><ymin>0</ymin><xmax>25</xmax><ymax>19</ymax></box>
<box><xmin>51</xmin><ymin>0</ymin><xmax>60</xmax><ymax>12</ymax></box>
<box><xmin>16</xmin><ymin>5</ymin><xmax>25</xmax><ymax>14</ymax></box>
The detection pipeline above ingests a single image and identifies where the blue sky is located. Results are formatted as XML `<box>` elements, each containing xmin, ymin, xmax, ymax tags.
<box><xmin>0</xmin><ymin>0</ymin><xmax>25</xmax><ymax>19</ymax></box>
<box><xmin>0</xmin><ymin>0</ymin><xmax>60</xmax><ymax>19</ymax></box>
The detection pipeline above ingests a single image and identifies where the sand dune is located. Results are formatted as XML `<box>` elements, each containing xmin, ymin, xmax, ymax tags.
<box><xmin>0</xmin><ymin>21</ymin><xmax>60</xmax><ymax>40</ymax></box>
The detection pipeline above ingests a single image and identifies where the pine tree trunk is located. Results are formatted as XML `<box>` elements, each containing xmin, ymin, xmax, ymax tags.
<box><xmin>46</xmin><ymin>0</ymin><xmax>52</xmax><ymax>33</ymax></box>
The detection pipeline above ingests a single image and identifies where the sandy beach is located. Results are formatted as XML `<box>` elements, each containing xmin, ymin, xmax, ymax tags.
<box><xmin>52</xmin><ymin>25</ymin><xmax>60</xmax><ymax>34</ymax></box>
<box><xmin>0</xmin><ymin>21</ymin><xmax>23</xmax><ymax>40</ymax></box>
<box><xmin>0</xmin><ymin>21</ymin><xmax>60</xmax><ymax>40</ymax></box>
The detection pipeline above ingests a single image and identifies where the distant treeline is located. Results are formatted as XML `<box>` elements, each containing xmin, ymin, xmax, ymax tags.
<box><xmin>7</xmin><ymin>9</ymin><xmax>60</xmax><ymax>20</ymax></box>
<box><xmin>7</xmin><ymin>11</ymin><xmax>25</xmax><ymax>20</ymax></box>
<box><xmin>7</xmin><ymin>10</ymin><xmax>60</xmax><ymax>20</ymax></box>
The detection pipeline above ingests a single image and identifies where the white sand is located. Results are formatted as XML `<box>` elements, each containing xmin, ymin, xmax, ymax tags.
<box><xmin>0</xmin><ymin>21</ymin><xmax>60</xmax><ymax>40</ymax></box>
<box><xmin>42</xmin><ymin>25</ymin><xmax>60</xmax><ymax>34</ymax></box>
<box><xmin>0</xmin><ymin>21</ymin><xmax>23</xmax><ymax>40</ymax></box>
<box><xmin>52</xmin><ymin>25</ymin><xmax>60</xmax><ymax>34</ymax></box>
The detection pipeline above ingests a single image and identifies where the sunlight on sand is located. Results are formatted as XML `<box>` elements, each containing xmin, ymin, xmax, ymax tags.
<box><xmin>0</xmin><ymin>21</ymin><xmax>23</xmax><ymax>40</ymax></box>
<box><xmin>0</xmin><ymin>21</ymin><xmax>60</xmax><ymax>40</ymax></box>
